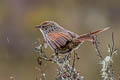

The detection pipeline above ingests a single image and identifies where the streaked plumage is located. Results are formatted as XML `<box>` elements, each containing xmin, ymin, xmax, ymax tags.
<box><xmin>35</xmin><ymin>21</ymin><xmax>109</xmax><ymax>54</ymax></box>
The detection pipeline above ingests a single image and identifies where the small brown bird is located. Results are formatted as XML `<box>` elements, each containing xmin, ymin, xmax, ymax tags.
<box><xmin>35</xmin><ymin>21</ymin><xmax>109</xmax><ymax>54</ymax></box>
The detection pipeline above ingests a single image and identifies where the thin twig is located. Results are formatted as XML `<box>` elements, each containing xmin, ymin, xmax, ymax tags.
<box><xmin>108</xmin><ymin>33</ymin><xmax>118</xmax><ymax>57</ymax></box>
<box><xmin>111</xmin><ymin>32</ymin><xmax>114</xmax><ymax>53</ymax></box>
<box><xmin>72</xmin><ymin>50</ymin><xmax>76</xmax><ymax>69</ymax></box>
<box><xmin>93</xmin><ymin>35</ymin><xmax>103</xmax><ymax>60</ymax></box>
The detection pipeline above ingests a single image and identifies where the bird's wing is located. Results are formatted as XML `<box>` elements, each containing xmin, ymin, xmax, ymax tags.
<box><xmin>66</xmin><ymin>30</ymin><xmax>79</xmax><ymax>38</ymax></box>
<box><xmin>46</xmin><ymin>32</ymin><xmax>72</xmax><ymax>49</ymax></box>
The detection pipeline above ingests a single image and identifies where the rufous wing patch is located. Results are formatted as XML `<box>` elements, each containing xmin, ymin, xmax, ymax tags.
<box><xmin>48</xmin><ymin>33</ymin><xmax>72</xmax><ymax>48</ymax></box>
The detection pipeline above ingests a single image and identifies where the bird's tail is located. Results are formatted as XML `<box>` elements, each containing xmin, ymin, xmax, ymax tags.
<box><xmin>77</xmin><ymin>27</ymin><xmax>110</xmax><ymax>42</ymax></box>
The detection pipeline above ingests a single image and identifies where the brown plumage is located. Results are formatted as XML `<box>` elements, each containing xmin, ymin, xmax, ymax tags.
<box><xmin>35</xmin><ymin>21</ymin><xmax>110</xmax><ymax>54</ymax></box>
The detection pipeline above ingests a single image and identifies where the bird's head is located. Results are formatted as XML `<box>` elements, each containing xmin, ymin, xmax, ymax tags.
<box><xmin>35</xmin><ymin>21</ymin><xmax>58</xmax><ymax>30</ymax></box>
<box><xmin>35</xmin><ymin>21</ymin><xmax>63</xmax><ymax>34</ymax></box>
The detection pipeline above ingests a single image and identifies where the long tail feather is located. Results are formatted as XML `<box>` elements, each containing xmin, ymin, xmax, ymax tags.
<box><xmin>90</xmin><ymin>27</ymin><xmax>110</xmax><ymax>35</ymax></box>
<box><xmin>78</xmin><ymin>27</ymin><xmax>110</xmax><ymax>42</ymax></box>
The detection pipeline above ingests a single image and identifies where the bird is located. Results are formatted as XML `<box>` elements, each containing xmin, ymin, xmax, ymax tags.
<box><xmin>35</xmin><ymin>21</ymin><xmax>109</xmax><ymax>54</ymax></box>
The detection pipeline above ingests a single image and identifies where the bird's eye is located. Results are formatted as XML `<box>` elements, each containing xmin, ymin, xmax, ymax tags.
<box><xmin>44</xmin><ymin>28</ymin><xmax>47</xmax><ymax>30</ymax></box>
<box><xmin>51</xmin><ymin>29</ymin><xmax>54</xmax><ymax>31</ymax></box>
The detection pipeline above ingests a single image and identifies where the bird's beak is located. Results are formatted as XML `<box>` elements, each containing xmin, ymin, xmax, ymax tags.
<box><xmin>34</xmin><ymin>25</ymin><xmax>41</xmax><ymax>28</ymax></box>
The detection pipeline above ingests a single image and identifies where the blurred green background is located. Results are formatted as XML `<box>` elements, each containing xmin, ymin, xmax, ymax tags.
<box><xmin>0</xmin><ymin>0</ymin><xmax>120</xmax><ymax>80</ymax></box>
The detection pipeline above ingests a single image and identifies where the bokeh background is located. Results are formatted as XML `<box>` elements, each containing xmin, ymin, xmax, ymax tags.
<box><xmin>0</xmin><ymin>0</ymin><xmax>120</xmax><ymax>80</ymax></box>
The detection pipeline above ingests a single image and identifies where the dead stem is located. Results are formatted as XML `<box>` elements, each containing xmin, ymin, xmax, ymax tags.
<box><xmin>93</xmin><ymin>35</ymin><xmax>103</xmax><ymax>60</ymax></box>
